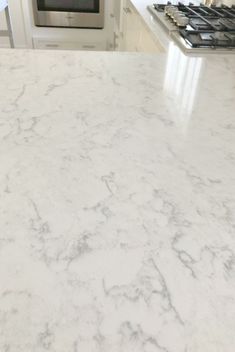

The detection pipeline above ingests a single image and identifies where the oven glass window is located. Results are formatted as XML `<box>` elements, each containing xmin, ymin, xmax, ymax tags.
<box><xmin>37</xmin><ymin>0</ymin><xmax>100</xmax><ymax>13</ymax></box>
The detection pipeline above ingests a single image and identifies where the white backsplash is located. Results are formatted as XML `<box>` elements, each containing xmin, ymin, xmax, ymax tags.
<box><xmin>206</xmin><ymin>0</ymin><xmax>235</xmax><ymax>5</ymax></box>
<box><xmin>223</xmin><ymin>0</ymin><xmax>234</xmax><ymax>4</ymax></box>
<box><xmin>221</xmin><ymin>0</ymin><xmax>235</xmax><ymax>5</ymax></box>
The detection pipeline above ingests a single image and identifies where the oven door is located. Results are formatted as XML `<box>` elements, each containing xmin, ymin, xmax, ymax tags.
<box><xmin>33</xmin><ymin>0</ymin><xmax>104</xmax><ymax>29</ymax></box>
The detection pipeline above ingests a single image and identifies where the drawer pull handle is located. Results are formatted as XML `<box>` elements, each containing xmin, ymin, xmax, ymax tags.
<box><xmin>46</xmin><ymin>44</ymin><xmax>59</xmax><ymax>47</ymax></box>
<box><xmin>82</xmin><ymin>45</ymin><xmax>95</xmax><ymax>49</ymax></box>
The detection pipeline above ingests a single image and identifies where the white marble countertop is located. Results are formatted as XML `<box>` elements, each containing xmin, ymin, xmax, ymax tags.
<box><xmin>0</xmin><ymin>48</ymin><xmax>235</xmax><ymax>351</ymax></box>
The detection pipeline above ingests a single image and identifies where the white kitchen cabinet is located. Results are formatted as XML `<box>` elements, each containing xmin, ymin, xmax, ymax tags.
<box><xmin>0</xmin><ymin>0</ymin><xmax>33</xmax><ymax>48</ymax></box>
<box><xmin>116</xmin><ymin>0</ymin><xmax>163</xmax><ymax>53</ymax></box>
<box><xmin>0</xmin><ymin>7</ymin><xmax>7</xmax><ymax>29</ymax></box>
<box><xmin>8</xmin><ymin>0</ymin><xmax>32</xmax><ymax>48</ymax></box>
<box><xmin>138</xmin><ymin>22</ymin><xmax>163</xmax><ymax>53</ymax></box>
<box><xmin>0</xmin><ymin>9</ymin><xmax>8</xmax><ymax>47</ymax></box>
<box><xmin>113</xmin><ymin>0</ymin><xmax>124</xmax><ymax>32</ymax></box>
<box><xmin>122</xmin><ymin>4</ymin><xmax>139</xmax><ymax>51</ymax></box>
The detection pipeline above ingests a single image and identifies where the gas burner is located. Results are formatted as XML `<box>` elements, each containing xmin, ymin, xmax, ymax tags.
<box><xmin>180</xmin><ymin>29</ymin><xmax>235</xmax><ymax>48</ymax></box>
<box><xmin>219</xmin><ymin>18</ymin><xmax>235</xmax><ymax>31</ymax></box>
<box><xmin>149</xmin><ymin>2</ymin><xmax>235</xmax><ymax>51</ymax></box>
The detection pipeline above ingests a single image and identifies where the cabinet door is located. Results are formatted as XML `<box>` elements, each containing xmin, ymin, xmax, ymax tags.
<box><xmin>113</xmin><ymin>0</ymin><xmax>124</xmax><ymax>32</ymax></box>
<box><xmin>120</xmin><ymin>0</ymin><xmax>164</xmax><ymax>53</ymax></box>
<box><xmin>122</xmin><ymin>0</ymin><xmax>140</xmax><ymax>51</ymax></box>
<box><xmin>8</xmin><ymin>0</ymin><xmax>30</xmax><ymax>48</ymax></box>
<box><xmin>138</xmin><ymin>24</ymin><xmax>164</xmax><ymax>53</ymax></box>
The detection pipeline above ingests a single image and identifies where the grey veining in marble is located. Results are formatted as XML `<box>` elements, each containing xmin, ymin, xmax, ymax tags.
<box><xmin>0</xmin><ymin>48</ymin><xmax>235</xmax><ymax>352</ymax></box>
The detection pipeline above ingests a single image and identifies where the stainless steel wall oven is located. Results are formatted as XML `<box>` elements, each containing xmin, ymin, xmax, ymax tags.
<box><xmin>32</xmin><ymin>0</ymin><xmax>104</xmax><ymax>29</ymax></box>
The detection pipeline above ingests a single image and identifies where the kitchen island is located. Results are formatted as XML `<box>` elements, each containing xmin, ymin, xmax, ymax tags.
<box><xmin>0</xmin><ymin>48</ymin><xmax>235</xmax><ymax>352</ymax></box>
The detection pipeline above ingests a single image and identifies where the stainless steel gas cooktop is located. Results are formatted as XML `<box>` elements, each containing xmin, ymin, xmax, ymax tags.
<box><xmin>148</xmin><ymin>2</ymin><xmax>235</xmax><ymax>53</ymax></box>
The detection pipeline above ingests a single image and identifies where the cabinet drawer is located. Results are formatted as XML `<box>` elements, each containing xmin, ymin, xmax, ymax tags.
<box><xmin>33</xmin><ymin>38</ymin><xmax>106</xmax><ymax>51</ymax></box>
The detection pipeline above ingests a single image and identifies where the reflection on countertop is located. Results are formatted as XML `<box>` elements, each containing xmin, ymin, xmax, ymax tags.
<box><xmin>164</xmin><ymin>42</ymin><xmax>203</xmax><ymax>123</ymax></box>
<box><xmin>0</xmin><ymin>48</ymin><xmax>235</xmax><ymax>352</ymax></box>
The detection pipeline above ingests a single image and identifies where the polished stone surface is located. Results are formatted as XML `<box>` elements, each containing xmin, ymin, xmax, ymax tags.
<box><xmin>0</xmin><ymin>49</ymin><xmax>235</xmax><ymax>352</ymax></box>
